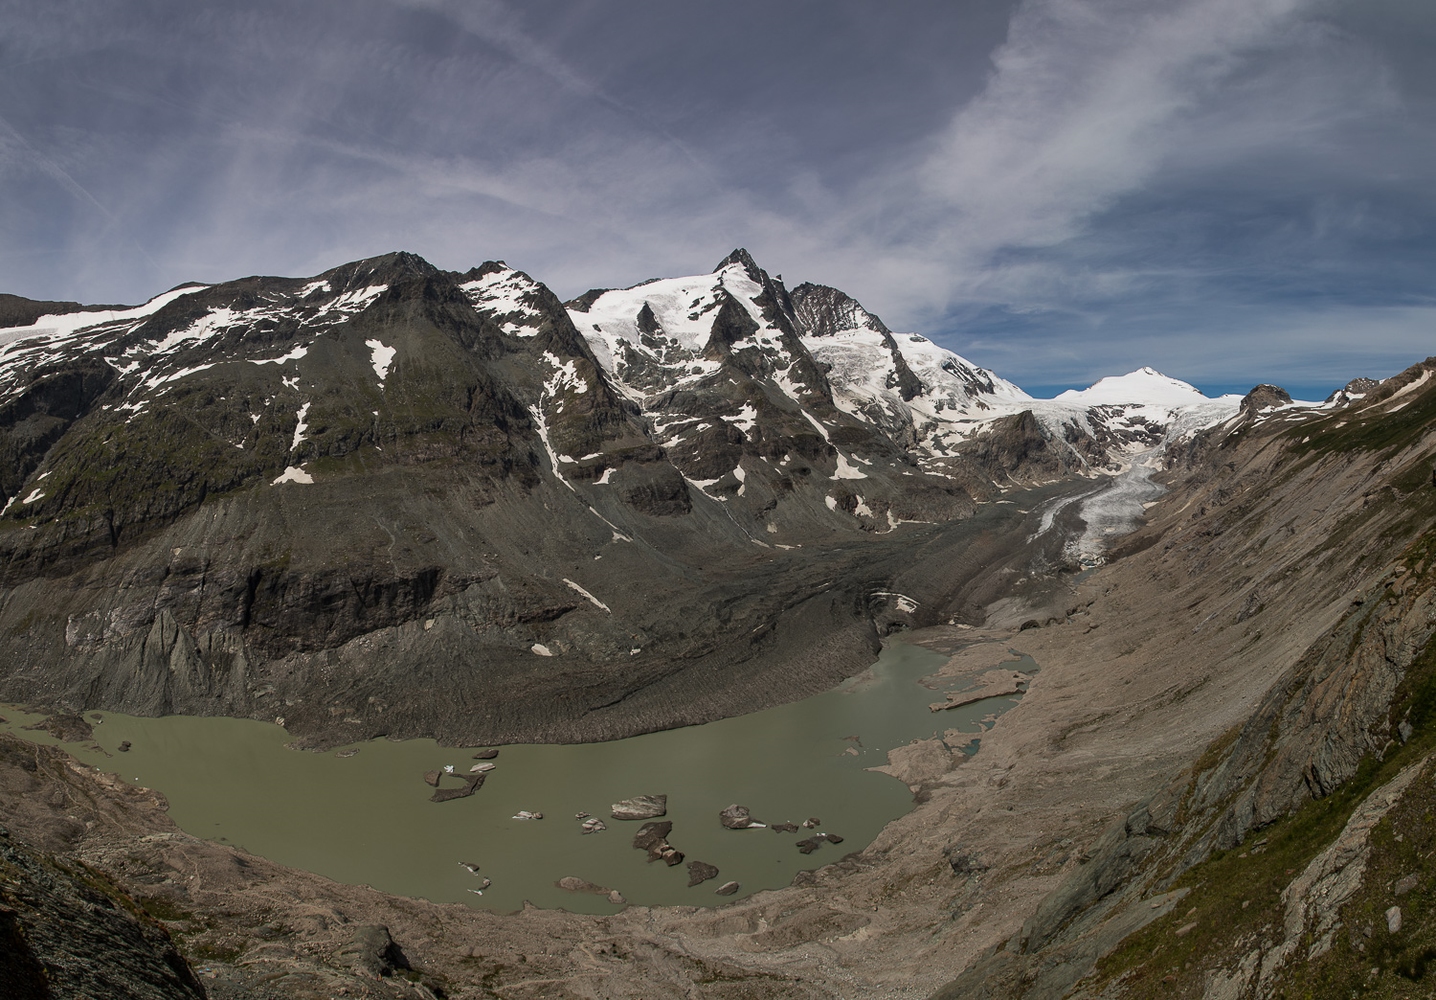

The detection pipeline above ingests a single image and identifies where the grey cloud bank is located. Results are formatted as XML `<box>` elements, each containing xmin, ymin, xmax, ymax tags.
<box><xmin>1</xmin><ymin>0</ymin><xmax>1433</xmax><ymax>397</ymax></box>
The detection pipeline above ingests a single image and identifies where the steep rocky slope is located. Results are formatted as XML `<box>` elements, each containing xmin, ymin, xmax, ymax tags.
<box><xmin>0</xmin><ymin>738</ymin><xmax>207</xmax><ymax>1000</ymax></box>
<box><xmin>0</xmin><ymin>250</ymin><xmax>1238</xmax><ymax>747</ymax></box>
<box><xmin>929</xmin><ymin>360</ymin><xmax>1436</xmax><ymax>998</ymax></box>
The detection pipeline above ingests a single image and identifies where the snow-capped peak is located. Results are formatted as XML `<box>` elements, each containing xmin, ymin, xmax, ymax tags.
<box><xmin>1054</xmin><ymin>367</ymin><xmax>1208</xmax><ymax>407</ymax></box>
<box><xmin>0</xmin><ymin>284</ymin><xmax>208</xmax><ymax>350</ymax></box>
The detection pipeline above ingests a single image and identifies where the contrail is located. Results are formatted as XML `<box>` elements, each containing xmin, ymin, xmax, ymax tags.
<box><xmin>0</xmin><ymin>111</ymin><xmax>161</xmax><ymax>272</ymax></box>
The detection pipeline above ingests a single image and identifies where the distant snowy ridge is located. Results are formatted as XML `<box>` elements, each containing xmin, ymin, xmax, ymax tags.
<box><xmin>564</xmin><ymin>254</ymin><xmax>1242</xmax><ymax>478</ymax></box>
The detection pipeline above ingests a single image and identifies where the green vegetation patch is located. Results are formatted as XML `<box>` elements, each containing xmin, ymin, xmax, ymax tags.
<box><xmin>1092</xmin><ymin>619</ymin><xmax>1436</xmax><ymax>997</ymax></box>
<box><xmin>1289</xmin><ymin>371</ymin><xmax>1436</xmax><ymax>459</ymax></box>
<box><xmin>1279</xmin><ymin>762</ymin><xmax>1436</xmax><ymax>998</ymax></box>
<box><xmin>135</xmin><ymin>894</ymin><xmax>199</xmax><ymax>925</ymax></box>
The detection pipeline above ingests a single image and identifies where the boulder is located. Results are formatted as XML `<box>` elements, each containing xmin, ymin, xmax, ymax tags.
<box><xmin>430</xmin><ymin>773</ymin><xmax>485</xmax><ymax>802</ymax></box>
<box><xmin>611</xmin><ymin>794</ymin><xmax>667</xmax><ymax>821</ymax></box>
<box><xmin>719</xmin><ymin>804</ymin><xmax>765</xmax><ymax>829</ymax></box>
<box><xmin>632</xmin><ymin>821</ymin><xmax>673</xmax><ymax>852</ymax></box>
<box><xmin>336</xmin><ymin>925</ymin><xmax>410</xmax><ymax>978</ymax></box>
<box><xmin>686</xmin><ymin>861</ymin><xmax>719</xmax><ymax>887</ymax></box>
<box><xmin>714</xmin><ymin>881</ymin><xmax>741</xmax><ymax>896</ymax></box>
<box><xmin>632</xmin><ymin>821</ymin><xmax>683</xmax><ymax>865</ymax></box>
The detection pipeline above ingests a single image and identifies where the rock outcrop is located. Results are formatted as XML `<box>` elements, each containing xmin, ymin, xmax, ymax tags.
<box><xmin>0</xmin><ymin>827</ymin><xmax>208</xmax><ymax>1000</ymax></box>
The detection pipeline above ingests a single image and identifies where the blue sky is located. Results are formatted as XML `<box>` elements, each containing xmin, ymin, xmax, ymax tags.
<box><xmin>2</xmin><ymin>0</ymin><xmax>1434</xmax><ymax>398</ymax></box>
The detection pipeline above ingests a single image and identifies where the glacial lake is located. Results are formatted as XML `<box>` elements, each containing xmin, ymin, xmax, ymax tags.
<box><xmin>0</xmin><ymin>641</ymin><xmax>1030</xmax><ymax>914</ymax></box>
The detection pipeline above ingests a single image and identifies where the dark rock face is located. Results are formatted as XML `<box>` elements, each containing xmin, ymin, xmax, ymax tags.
<box><xmin>789</xmin><ymin>282</ymin><xmax>924</xmax><ymax>402</ymax></box>
<box><xmin>959</xmin><ymin>411</ymin><xmax>1063</xmax><ymax>482</ymax></box>
<box><xmin>0</xmin><ymin>829</ymin><xmax>208</xmax><ymax>1000</ymax></box>
<box><xmin>1240</xmin><ymin>383</ymin><xmax>1293</xmax><ymax>414</ymax></box>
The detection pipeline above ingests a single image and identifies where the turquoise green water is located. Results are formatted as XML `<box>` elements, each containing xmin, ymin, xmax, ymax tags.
<box><xmin>0</xmin><ymin>641</ymin><xmax>1024</xmax><ymax>914</ymax></box>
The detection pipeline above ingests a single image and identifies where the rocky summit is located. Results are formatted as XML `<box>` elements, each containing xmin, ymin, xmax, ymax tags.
<box><xmin>0</xmin><ymin>249</ymin><xmax>1239</xmax><ymax>748</ymax></box>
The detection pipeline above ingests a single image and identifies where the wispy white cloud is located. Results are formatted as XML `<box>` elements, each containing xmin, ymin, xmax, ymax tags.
<box><xmin>920</xmin><ymin>0</ymin><xmax>1313</xmax><ymax>251</ymax></box>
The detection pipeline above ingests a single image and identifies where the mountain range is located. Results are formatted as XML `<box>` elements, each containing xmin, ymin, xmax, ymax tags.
<box><xmin>0</xmin><ymin>248</ymin><xmax>1286</xmax><ymax>748</ymax></box>
<box><xmin>3</xmin><ymin>248</ymin><xmax>1436</xmax><ymax>999</ymax></box>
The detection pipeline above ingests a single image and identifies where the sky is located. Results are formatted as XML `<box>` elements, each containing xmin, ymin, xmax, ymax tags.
<box><xmin>2</xmin><ymin>0</ymin><xmax>1434</xmax><ymax>398</ymax></box>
